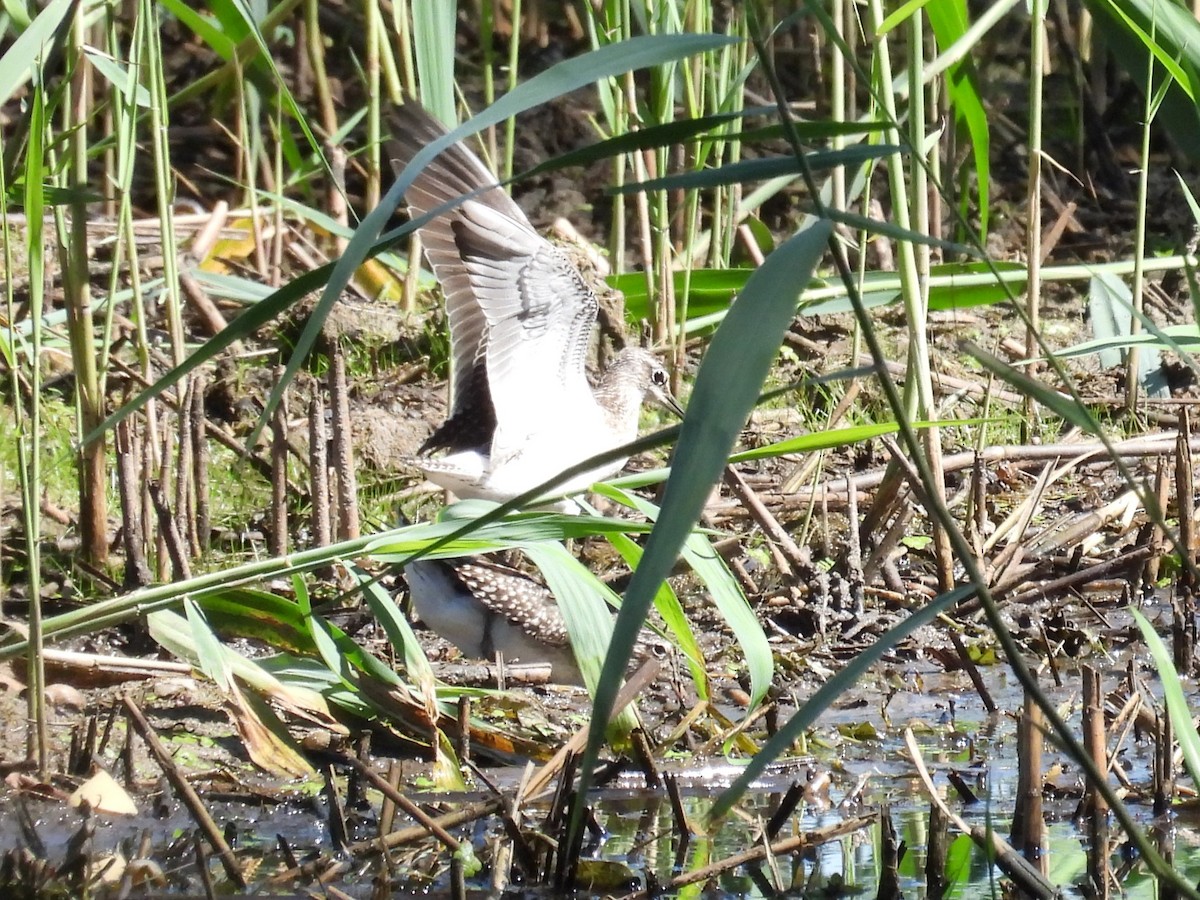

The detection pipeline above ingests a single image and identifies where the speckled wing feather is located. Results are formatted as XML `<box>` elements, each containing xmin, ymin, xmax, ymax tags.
<box><xmin>388</xmin><ymin>102</ymin><xmax>600</xmax><ymax>454</ymax></box>
<box><xmin>452</xmin><ymin>559</ymin><xmax>571</xmax><ymax>648</ymax></box>
<box><xmin>449</xmin><ymin>200</ymin><xmax>598</xmax><ymax>442</ymax></box>
<box><xmin>387</xmin><ymin>104</ymin><xmax>518</xmax><ymax>452</ymax></box>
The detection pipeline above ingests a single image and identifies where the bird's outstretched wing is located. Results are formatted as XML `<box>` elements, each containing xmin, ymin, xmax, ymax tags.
<box><xmin>386</xmin><ymin>104</ymin><xmax>507</xmax><ymax>452</ymax></box>
<box><xmin>386</xmin><ymin>103</ymin><xmax>598</xmax><ymax>450</ymax></box>
<box><xmin>450</xmin><ymin>198</ymin><xmax>598</xmax><ymax>440</ymax></box>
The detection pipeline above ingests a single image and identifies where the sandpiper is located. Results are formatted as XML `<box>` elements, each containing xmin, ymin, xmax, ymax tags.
<box><xmin>405</xmin><ymin>554</ymin><xmax>667</xmax><ymax>684</ymax></box>
<box><xmin>387</xmin><ymin>103</ymin><xmax>682</xmax><ymax>504</ymax></box>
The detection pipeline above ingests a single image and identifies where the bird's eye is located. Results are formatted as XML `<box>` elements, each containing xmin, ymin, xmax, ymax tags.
<box><xmin>653</xmin><ymin>370</ymin><xmax>668</xmax><ymax>387</ymax></box>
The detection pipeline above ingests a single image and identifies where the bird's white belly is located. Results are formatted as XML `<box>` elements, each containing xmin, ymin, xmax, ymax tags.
<box><xmin>485</xmin><ymin>414</ymin><xmax>628</xmax><ymax>499</ymax></box>
<box><xmin>418</xmin><ymin>406</ymin><xmax>636</xmax><ymax>503</ymax></box>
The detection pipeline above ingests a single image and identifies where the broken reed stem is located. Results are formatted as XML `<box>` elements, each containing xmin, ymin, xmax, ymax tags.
<box><xmin>328</xmin><ymin>342</ymin><xmax>360</xmax><ymax>540</ymax></box>
<box><xmin>877</xmin><ymin>805</ymin><xmax>901</xmax><ymax>900</ymax></box>
<box><xmin>192</xmin><ymin>373</ymin><xmax>210</xmax><ymax>554</ymax></box>
<box><xmin>948</xmin><ymin>630</ymin><xmax>997</xmax><ymax>714</ymax></box>
<box><xmin>148</xmin><ymin>480</ymin><xmax>191</xmax><ymax>581</ymax></box>
<box><xmin>1010</xmin><ymin>680</ymin><xmax>1045</xmax><ymax>874</ymax></box>
<box><xmin>309</xmin><ymin>389</ymin><xmax>331</xmax><ymax>548</ymax></box>
<box><xmin>176</xmin><ymin>377</ymin><xmax>196</xmax><ymax>558</ymax></box>
<box><xmin>116</xmin><ymin>419</ymin><xmax>151</xmax><ymax>589</ymax></box>
<box><xmin>270</xmin><ymin>369</ymin><xmax>289</xmax><ymax>557</ymax></box>
<box><xmin>663</xmin><ymin>771</ymin><xmax>692</xmax><ymax>853</ymax></box>
<box><xmin>321</xmin><ymin>760</ymin><xmax>351</xmax><ymax>853</ymax></box>
<box><xmin>1082</xmin><ymin>668</ymin><xmax>1108</xmax><ymax>798</ymax></box>
<box><xmin>722</xmin><ymin>465</ymin><xmax>803</xmax><ymax>578</ymax></box>
<box><xmin>123</xmin><ymin>694</ymin><xmax>245</xmax><ymax>887</ymax></box>
<box><xmin>1154</xmin><ymin>706</ymin><xmax>1175</xmax><ymax>817</ymax></box>
<box><xmin>905</xmin><ymin>729</ymin><xmax>1055</xmax><ymax>900</ymax></box>
<box><xmin>765</xmin><ymin>780</ymin><xmax>804</xmax><ymax>841</ymax></box>
<box><xmin>1082</xmin><ymin>665</ymin><xmax>1111</xmax><ymax>900</ymax></box>
<box><xmin>926</xmin><ymin>799</ymin><xmax>949</xmax><ymax>900</ymax></box>
<box><xmin>154</xmin><ymin>410</ymin><xmax>173</xmax><ymax>583</ymax></box>
<box><xmin>313</xmin><ymin>661</ymin><xmax>661</xmax><ymax>869</ymax></box>
<box><xmin>1178</xmin><ymin>409</ymin><xmax>1197</xmax><ymax>592</ymax></box>
<box><xmin>343</xmin><ymin>753</ymin><xmax>463</xmax><ymax>854</ymax></box>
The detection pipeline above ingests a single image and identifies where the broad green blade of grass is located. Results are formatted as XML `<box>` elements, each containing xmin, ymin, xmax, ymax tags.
<box><xmin>819</xmin><ymin>207</ymin><xmax>973</xmax><ymax>258</ymax></box>
<box><xmin>708</xmin><ymin>584</ymin><xmax>970</xmax><ymax>823</ymax></box>
<box><xmin>83</xmin><ymin>46</ymin><xmax>151</xmax><ymax>107</ymax></box>
<box><xmin>296</xmin><ymin>575</ymin><xmax>408</xmax><ymax>691</ymax></box>
<box><xmin>347</xmin><ymin>563</ymin><xmax>435</xmax><ymax>685</ymax></box>
<box><xmin>728</xmin><ymin>418</ymin><xmax>986</xmax><ymax>463</ymax></box>
<box><xmin>0</xmin><ymin>0</ymin><xmax>75</xmax><ymax>104</ymax></box>
<box><xmin>1046</xmin><ymin>324</ymin><xmax>1200</xmax><ymax>360</ymax></box>
<box><xmin>524</xmin><ymin>542</ymin><xmax>639</xmax><ymax>740</ymax></box>
<box><xmin>1174</xmin><ymin>172</ymin><xmax>1200</xmax><ymax>325</ymax></box>
<box><xmin>1087</xmin><ymin>271</ymin><xmax>1168</xmax><ymax>395</ymax></box>
<box><xmin>257</xmin><ymin>655</ymin><xmax>378</xmax><ymax>720</ymax></box>
<box><xmin>735</xmin><ymin>119</ymin><xmax>890</xmax><ymax>143</ymax></box>
<box><xmin>184</xmin><ymin>598</ymin><xmax>234</xmax><ymax>692</ymax></box>
<box><xmin>615</xmin><ymin>260</ymin><xmax>1028</xmax><ymax>324</ymax></box>
<box><xmin>1132</xmin><ymin>608</ymin><xmax>1200</xmax><ymax>788</ymax></box>
<box><xmin>411</xmin><ymin>0</ymin><xmax>455</xmax><ymax>121</ymax></box>
<box><xmin>588</xmin><ymin>524</ymin><xmax>708</xmax><ymax>700</ymax></box>
<box><xmin>520</xmin><ymin>107</ymin><xmax>757</xmax><ymax>173</ymax></box>
<box><xmin>596</xmin><ymin>485</ymin><xmax>767</xmax><ymax>706</ymax></box>
<box><xmin>944</xmin><ymin>834</ymin><xmax>974</xmax><ymax>898</ymax></box>
<box><xmin>1103</xmin><ymin>273</ymin><xmax>1197</xmax><ymax>378</ymax></box>
<box><xmin>199</xmin><ymin>587</ymin><xmax>326</xmax><ymax>653</ymax></box>
<box><xmin>158</xmin><ymin>0</ymin><xmax>236</xmax><ymax>58</ymax></box>
<box><xmin>926</xmin><ymin>0</ymin><xmax>991</xmax><ymax>236</ymax></box>
<box><xmin>729</xmin><ymin>421</ymin><xmax>903</xmax><ymax>462</ymax></box>
<box><xmin>570</xmin><ymin>217</ymin><xmax>833</xmax><ymax>849</ymax></box>
<box><xmin>148</xmin><ymin>607</ymin><xmax>330</xmax><ymax>715</ymax></box>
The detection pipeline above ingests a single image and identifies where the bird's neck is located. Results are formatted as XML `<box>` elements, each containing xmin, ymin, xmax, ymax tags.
<box><xmin>594</xmin><ymin>360</ymin><xmax>644</xmax><ymax>441</ymax></box>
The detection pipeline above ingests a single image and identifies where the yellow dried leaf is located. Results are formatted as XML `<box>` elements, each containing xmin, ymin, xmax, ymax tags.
<box><xmin>69</xmin><ymin>769</ymin><xmax>137</xmax><ymax>817</ymax></box>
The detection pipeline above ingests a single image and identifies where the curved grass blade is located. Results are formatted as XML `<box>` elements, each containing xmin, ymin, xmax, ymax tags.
<box><xmin>0</xmin><ymin>0</ymin><xmax>76</xmax><ymax>106</ymax></box>
<box><xmin>728</xmin><ymin>418</ymin><xmax>986</xmax><ymax>463</ymax></box>
<box><xmin>572</xmin><ymin>217</ymin><xmax>833</xmax><ymax>846</ymax></box>
<box><xmin>577</xmin><ymin>505</ymin><xmax>709</xmax><ymax>701</ymax></box>
<box><xmin>594</xmin><ymin>485</ymin><xmax>760</xmax><ymax>706</ymax></box>
<box><xmin>707</xmin><ymin>585</ymin><xmax>969</xmax><ymax>822</ymax></box>
<box><xmin>347</xmin><ymin>562</ymin><xmax>434</xmax><ymax>685</ymax></box>
<box><xmin>1133</xmin><ymin>608</ymin><xmax>1200</xmax><ymax>788</ymax></box>
<box><xmin>523</xmin><ymin>542</ymin><xmax>640</xmax><ymax>741</ymax></box>
<box><xmin>964</xmin><ymin>341</ymin><xmax>1103</xmax><ymax>433</ymax></box>
<box><xmin>148</xmin><ymin>607</ymin><xmax>329</xmax><ymax>714</ymax></box>
<box><xmin>184</xmin><ymin>598</ymin><xmax>233</xmax><ymax>692</ymax></box>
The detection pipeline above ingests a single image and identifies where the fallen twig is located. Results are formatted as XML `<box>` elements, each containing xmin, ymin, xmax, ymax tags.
<box><xmin>123</xmin><ymin>694</ymin><xmax>245</xmax><ymax>888</ymax></box>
